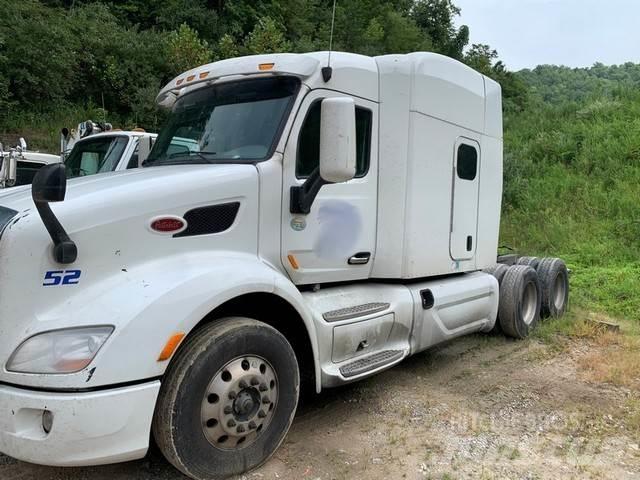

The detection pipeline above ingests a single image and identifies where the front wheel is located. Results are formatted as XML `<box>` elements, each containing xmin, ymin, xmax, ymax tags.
<box><xmin>153</xmin><ymin>317</ymin><xmax>300</xmax><ymax>480</ymax></box>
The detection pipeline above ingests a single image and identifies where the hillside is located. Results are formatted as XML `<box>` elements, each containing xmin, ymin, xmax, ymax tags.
<box><xmin>504</xmin><ymin>66</ymin><xmax>640</xmax><ymax>322</ymax></box>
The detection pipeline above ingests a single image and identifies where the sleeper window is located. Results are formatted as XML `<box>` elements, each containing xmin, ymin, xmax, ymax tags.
<box><xmin>456</xmin><ymin>144</ymin><xmax>478</xmax><ymax>181</ymax></box>
<box><xmin>296</xmin><ymin>102</ymin><xmax>372</xmax><ymax>178</ymax></box>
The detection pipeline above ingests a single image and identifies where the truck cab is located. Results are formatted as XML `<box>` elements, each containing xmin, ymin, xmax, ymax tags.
<box><xmin>0</xmin><ymin>52</ymin><xmax>568</xmax><ymax>480</ymax></box>
<box><xmin>63</xmin><ymin>131</ymin><xmax>157</xmax><ymax>177</ymax></box>
<box><xmin>0</xmin><ymin>126</ymin><xmax>159</xmax><ymax>189</ymax></box>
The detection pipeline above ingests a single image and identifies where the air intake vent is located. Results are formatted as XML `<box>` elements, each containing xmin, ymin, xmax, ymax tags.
<box><xmin>174</xmin><ymin>202</ymin><xmax>240</xmax><ymax>238</ymax></box>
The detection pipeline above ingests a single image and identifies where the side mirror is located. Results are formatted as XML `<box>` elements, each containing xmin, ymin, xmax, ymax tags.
<box><xmin>6</xmin><ymin>151</ymin><xmax>16</xmax><ymax>187</ymax></box>
<box><xmin>32</xmin><ymin>164</ymin><xmax>77</xmax><ymax>264</ymax></box>
<box><xmin>18</xmin><ymin>137</ymin><xmax>27</xmax><ymax>151</ymax></box>
<box><xmin>290</xmin><ymin>97</ymin><xmax>357</xmax><ymax>215</ymax></box>
<box><xmin>137</xmin><ymin>136</ymin><xmax>153</xmax><ymax>166</ymax></box>
<box><xmin>319</xmin><ymin>97</ymin><xmax>356</xmax><ymax>183</ymax></box>
<box><xmin>33</xmin><ymin>163</ymin><xmax>66</xmax><ymax>202</ymax></box>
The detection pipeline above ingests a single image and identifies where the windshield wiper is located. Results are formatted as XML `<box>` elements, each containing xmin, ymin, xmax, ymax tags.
<box><xmin>143</xmin><ymin>151</ymin><xmax>217</xmax><ymax>167</ymax></box>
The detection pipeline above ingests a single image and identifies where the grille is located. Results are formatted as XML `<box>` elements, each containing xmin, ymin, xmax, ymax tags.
<box><xmin>174</xmin><ymin>202</ymin><xmax>240</xmax><ymax>238</ymax></box>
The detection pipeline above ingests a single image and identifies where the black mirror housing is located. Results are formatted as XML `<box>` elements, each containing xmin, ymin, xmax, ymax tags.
<box><xmin>32</xmin><ymin>163</ymin><xmax>67</xmax><ymax>203</ymax></box>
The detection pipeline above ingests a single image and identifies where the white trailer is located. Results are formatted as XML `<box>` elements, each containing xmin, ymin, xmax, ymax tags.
<box><xmin>0</xmin><ymin>52</ymin><xmax>569</xmax><ymax>479</ymax></box>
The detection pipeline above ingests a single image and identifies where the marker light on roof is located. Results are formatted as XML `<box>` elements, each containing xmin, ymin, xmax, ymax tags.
<box><xmin>199</xmin><ymin>71</ymin><xmax>209</xmax><ymax>79</ymax></box>
<box><xmin>186</xmin><ymin>74</ymin><xmax>195</xmax><ymax>82</ymax></box>
<box><xmin>259</xmin><ymin>63</ymin><xmax>275</xmax><ymax>71</ymax></box>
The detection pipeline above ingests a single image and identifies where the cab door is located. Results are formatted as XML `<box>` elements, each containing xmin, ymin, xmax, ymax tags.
<box><xmin>450</xmin><ymin>138</ymin><xmax>481</xmax><ymax>261</ymax></box>
<box><xmin>281</xmin><ymin>90</ymin><xmax>378</xmax><ymax>285</ymax></box>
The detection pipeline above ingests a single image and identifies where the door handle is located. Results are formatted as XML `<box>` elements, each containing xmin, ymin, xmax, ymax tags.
<box><xmin>348</xmin><ymin>252</ymin><xmax>371</xmax><ymax>265</ymax></box>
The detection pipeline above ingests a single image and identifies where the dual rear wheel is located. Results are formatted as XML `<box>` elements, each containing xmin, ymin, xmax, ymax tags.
<box><xmin>485</xmin><ymin>257</ymin><xmax>569</xmax><ymax>339</ymax></box>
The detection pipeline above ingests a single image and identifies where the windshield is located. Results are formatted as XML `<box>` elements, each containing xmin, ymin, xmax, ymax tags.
<box><xmin>145</xmin><ymin>76</ymin><xmax>300</xmax><ymax>166</ymax></box>
<box><xmin>65</xmin><ymin>136</ymin><xmax>128</xmax><ymax>178</ymax></box>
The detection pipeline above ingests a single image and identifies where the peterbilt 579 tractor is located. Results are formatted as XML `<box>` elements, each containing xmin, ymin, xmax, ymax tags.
<box><xmin>0</xmin><ymin>51</ymin><xmax>569</xmax><ymax>479</ymax></box>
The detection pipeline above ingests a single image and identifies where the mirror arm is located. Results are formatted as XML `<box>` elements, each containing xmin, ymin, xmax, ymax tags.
<box><xmin>34</xmin><ymin>201</ymin><xmax>78</xmax><ymax>264</ymax></box>
<box><xmin>289</xmin><ymin>167</ymin><xmax>331</xmax><ymax>214</ymax></box>
<box><xmin>31</xmin><ymin>164</ymin><xmax>77</xmax><ymax>264</ymax></box>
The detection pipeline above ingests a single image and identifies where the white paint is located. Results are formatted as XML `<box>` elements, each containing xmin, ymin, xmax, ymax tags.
<box><xmin>0</xmin><ymin>381</ymin><xmax>159</xmax><ymax>466</ymax></box>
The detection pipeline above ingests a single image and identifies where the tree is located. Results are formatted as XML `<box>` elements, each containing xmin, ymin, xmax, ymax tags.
<box><xmin>412</xmin><ymin>0</ymin><xmax>469</xmax><ymax>59</ymax></box>
<box><xmin>167</xmin><ymin>23</ymin><xmax>212</xmax><ymax>76</ymax></box>
<box><xmin>244</xmin><ymin>17</ymin><xmax>292</xmax><ymax>55</ymax></box>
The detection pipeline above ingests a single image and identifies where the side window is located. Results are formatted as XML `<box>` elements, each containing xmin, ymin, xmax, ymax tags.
<box><xmin>296</xmin><ymin>101</ymin><xmax>372</xmax><ymax>178</ymax></box>
<box><xmin>127</xmin><ymin>145</ymin><xmax>139</xmax><ymax>169</ymax></box>
<box><xmin>456</xmin><ymin>143</ymin><xmax>478</xmax><ymax>181</ymax></box>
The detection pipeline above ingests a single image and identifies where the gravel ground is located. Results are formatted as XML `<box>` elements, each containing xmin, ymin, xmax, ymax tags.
<box><xmin>2</xmin><ymin>333</ymin><xmax>639</xmax><ymax>479</ymax></box>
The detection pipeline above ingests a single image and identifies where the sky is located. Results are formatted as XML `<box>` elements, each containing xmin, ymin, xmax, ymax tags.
<box><xmin>453</xmin><ymin>0</ymin><xmax>640</xmax><ymax>71</ymax></box>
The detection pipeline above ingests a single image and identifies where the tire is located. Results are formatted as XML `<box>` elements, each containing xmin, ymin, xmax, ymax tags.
<box><xmin>484</xmin><ymin>263</ymin><xmax>509</xmax><ymax>284</ymax></box>
<box><xmin>482</xmin><ymin>264</ymin><xmax>509</xmax><ymax>333</ymax></box>
<box><xmin>516</xmin><ymin>256</ymin><xmax>540</xmax><ymax>270</ymax></box>
<box><xmin>153</xmin><ymin>317</ymin><xmax>300</xmax><ymax>480</ymax></box>
<box><xmin>498</xmin><ymin>265</ymin><xmax>541</xmax><ymax>339</ymax></box>
<box><xmin>537</xmin><ymin>257</ymin><xmax>569</xmax><ymax>318</ymax></box>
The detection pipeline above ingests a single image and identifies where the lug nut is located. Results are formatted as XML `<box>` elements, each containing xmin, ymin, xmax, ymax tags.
<box><xmin>227</xmin><ymin>419</ymin><xmax>236</xmax><ymax>427</ymax></box>
<box><xmin>250</xmin><ymin>377</ymin><xmax>259</xmax><ymax>386</ymax></box>
<box><xmin>228</xmin><ymin>390</ymin><xmax>237</xmax><ymax>400</ymax></box>
<box><xmin>239</xmin><ymin>380</ymin><xmax>248</xmax><ymax>389</ymax></box>
<box><xmin>258</xmin><ymin>410</ymin><xmax>266</xmax><ymax>418</ymax></box>
<box><xmin>237</xmin><ymin>425</ymin><xmax>245</xmax><ymax>433</ymax></box>
<box><xmin>248</xmin><ymin>421</ymin><xmax>257</xmax><ymax>430</ymax></box>
<box><xmin>262</xmin><ymin>397</ymin><xmax>270</xmax><ymax>404</ymax></box>
<box><xmin>259</xmin><ymin>383</ymin><xmax>268</xmax><ymax>392</ymax></box>
<box><xmin>223</xmin><ymin>405</ymin><xmax>233</xmax><ymax>415</ymax></box>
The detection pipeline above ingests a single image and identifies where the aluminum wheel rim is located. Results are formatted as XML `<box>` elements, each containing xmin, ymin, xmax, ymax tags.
<box><xmin>553</xmin><ymin>273</ymin><xmax>566</xmax><ymax>311</ymax></box>
<box><xmin>522</xmin><ymin>281</ymin><xmax>537</xmax><ymax>325</ymax></box>
<box><xmin>201</xmin><ymin>355</ymin><xmax>278</xmax><ymax>450</ymax></box>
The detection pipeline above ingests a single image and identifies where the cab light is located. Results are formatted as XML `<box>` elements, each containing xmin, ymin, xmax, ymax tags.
<box><xmin>158</xmin><ymin>332</ymin><xmax>186</xmax><ymax>361</ymax></box>
<box><xmin>176</xmin><ymin>78</ymin><xmax>184</xmax><ymax>86</ymax></box>
<box><xmin>199</xmin><ymin>71</ymin><xmax>210</xmax><ymax>79</ymax></box>
<box><xmin>7</xmin><ymin>326</ymin><xmax>114</xmax><ymax>374</ymax></box>
<box><xmin>186</xmin><ymin>74</ymin><xmax>196</xmax><ymax>82</ymax></box>
<box><xmin>259</xmin><ymin>63</ymin><xmax>275</xmax><ymax>71</ymax></box>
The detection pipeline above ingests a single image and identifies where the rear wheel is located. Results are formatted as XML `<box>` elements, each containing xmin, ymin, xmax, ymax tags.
<box><xmin>498</xmin><ymin>265</ymin><xmax>541</xmax><ymax>339</ymax></box>
<box><xmin>483</xmin><ymin>263</ymin><xmax>509</xmax><ymax>333</ymax></box>
<box><xmin>153</xmin><ymin>317</ymin><xmax>300</xmax><ymax>480</ymax></box>
<box><xmin>537</xmin><ymin>257</ymin><xmax>569</xmax><ymax>318</ymax></box>
<box><xmin>516</xmin><ymin>256</ymin><xmax>540</xmax><ymax>270</ymax></box>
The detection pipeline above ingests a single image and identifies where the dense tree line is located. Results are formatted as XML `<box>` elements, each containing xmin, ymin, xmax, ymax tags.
<box><xmin>518</xmin><ymin>62</ymin><xmax>640</xmax><ymax>104</ymax></box>
<box><xmin>0</xmin><ymin>0</ymin><xmax>527</xmax><ymax>132</ymax></box>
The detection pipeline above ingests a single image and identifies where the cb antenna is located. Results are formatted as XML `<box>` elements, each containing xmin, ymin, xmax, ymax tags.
<box><xmin>322</xmin><ymin>0</ymin><xmax>337</xmax><ymax>82</ymax></box>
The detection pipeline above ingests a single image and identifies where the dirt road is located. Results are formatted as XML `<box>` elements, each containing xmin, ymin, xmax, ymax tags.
<box><xmin>2</xmin><ymin>333</ymin><xmax>639</xmax><ymax>479</ymax></box>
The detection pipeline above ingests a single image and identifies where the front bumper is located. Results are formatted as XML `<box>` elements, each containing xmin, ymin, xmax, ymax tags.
<box><xmin>0</xmin><ymin>380</ymin><xmax>160</xmax><ymax>466</ymax></box>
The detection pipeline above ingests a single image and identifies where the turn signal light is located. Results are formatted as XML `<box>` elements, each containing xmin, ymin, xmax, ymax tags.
<box><xmin>158</xmin><ymin>332</ymin><xmax>186</xmax><ymax>361</ymax></box>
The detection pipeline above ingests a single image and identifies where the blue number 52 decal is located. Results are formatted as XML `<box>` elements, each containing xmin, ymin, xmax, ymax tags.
<box><xmin>43</xmin><ymin>270</ymin><xmax>82</xmax><ymax>286</ymax></box>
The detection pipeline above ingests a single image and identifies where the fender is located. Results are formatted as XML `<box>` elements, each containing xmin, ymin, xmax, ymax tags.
<box><xmin>1</xmin><ymin>251</ymin><xmax>320</xmax><ymax>392</ymax></box>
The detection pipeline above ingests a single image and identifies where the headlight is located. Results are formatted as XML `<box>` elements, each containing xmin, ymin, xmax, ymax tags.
<box><xmin>7</xmin><ymin>326</ymin><xmax>114</xmax><ymax>374</ymax></box>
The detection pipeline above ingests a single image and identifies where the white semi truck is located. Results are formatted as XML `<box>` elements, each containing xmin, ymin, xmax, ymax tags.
<box><xmin>0</xmin><ymin>52</ymin><xmax>569</xmax><ymax>479</ymax></box>
<box><xmin>0</xmin><ymin>123</ymin><xmax>159</xmax><ymax>189</ymax></box>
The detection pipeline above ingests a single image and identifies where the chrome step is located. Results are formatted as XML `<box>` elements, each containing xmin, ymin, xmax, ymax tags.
<box><xmin>323</xmin><ymin>302</ymin><xmax>390</xmax><ymax>322</ymax></box>
<box><xmin>339</xmin><ymin>349</ymin><xmax>403</xmax><ymax>378</ymax></box>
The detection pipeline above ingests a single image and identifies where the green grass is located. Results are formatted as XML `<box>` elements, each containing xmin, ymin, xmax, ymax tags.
<box><xmin>501</xmin><ymin>88</ymin><xmax>640</xmax><ymax>324</ymax></box>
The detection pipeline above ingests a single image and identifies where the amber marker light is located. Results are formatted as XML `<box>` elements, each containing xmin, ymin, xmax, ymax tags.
<box><xmin>287</xmin><ymin>254</ymin><xmax>299</xmax><ymax>270</ymax></box>
<box><xmin>258</xmin><ymin>63</ymin><xmax>275</xmax><ymax>71</ymax></box>
<box><xmin>158</xmin><ymin>332</ymin><xmax>186</xmax><ymax>361</ymax></box>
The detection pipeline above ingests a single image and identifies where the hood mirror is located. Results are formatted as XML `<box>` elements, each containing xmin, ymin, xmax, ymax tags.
<box><xmin>32</xmin><ymin>164</ymin><xmax>77</xmax><ymax>264</ymax></box>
